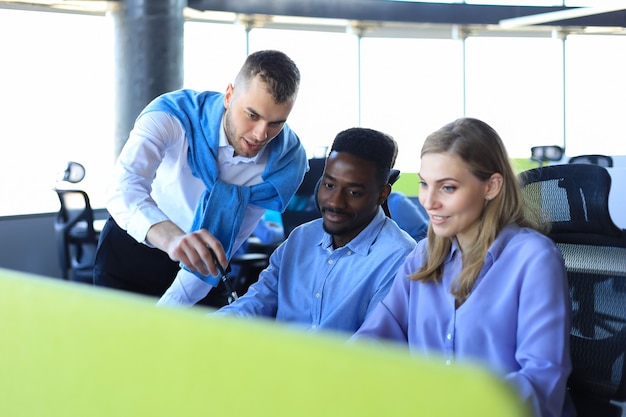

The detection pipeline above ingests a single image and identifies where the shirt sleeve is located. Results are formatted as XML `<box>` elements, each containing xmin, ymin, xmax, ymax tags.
<box><xmin>211</xmin><ymin>240</ymin><xmax>284</xmax><ymax>318</ymax></box>
<box><xmin>352</xmin><ymin>247</ymin><xmax>422</xmax><ymax>342</ymax></box>
<box><xmin>156</xmin><ymin>268</ymin><xmax>216</xmax><ymax>307</ymax></box>
<box><xmin>502</xmin><ymin>240</ymin><xmax>572</xmax><ymax>417</ymax></box>
<box><xmin>106</xmin><ymin>111</ymin><xmax>183</xmax><ymax>243</ymax></box>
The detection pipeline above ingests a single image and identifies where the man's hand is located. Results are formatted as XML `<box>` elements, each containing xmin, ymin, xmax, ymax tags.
<box><xmin>147</xmin><ymin>221</ymin><xmax>227</xmax><ymax>277</ymax></box>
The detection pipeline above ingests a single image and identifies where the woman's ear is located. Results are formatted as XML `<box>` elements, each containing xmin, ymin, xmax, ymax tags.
<box><xmin>484</xmin><ymin>173</ymin><xmax>503</xmax><ymax>201</ymax></box>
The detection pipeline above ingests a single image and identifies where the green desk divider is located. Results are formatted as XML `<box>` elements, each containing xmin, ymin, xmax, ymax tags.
<box><xmin>392</xmin><ymin>172</ymin><xmax>420</xmax><ymax>196</ymax></box>
<box><xmin>0</xmin><ymin>268</ymin><xmax>529</xmax><ymax>417</ymax></box>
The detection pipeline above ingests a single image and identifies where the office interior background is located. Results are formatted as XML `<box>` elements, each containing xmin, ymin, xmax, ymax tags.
<box><xmin>1</xmin><ymin>0</ymin><xmax>625</xmax><ymax>219</ymax></box>
<box><xmin>2</xmin><ymin>3</ymin><xmax>626</xmax><ymax>415</ymax></box>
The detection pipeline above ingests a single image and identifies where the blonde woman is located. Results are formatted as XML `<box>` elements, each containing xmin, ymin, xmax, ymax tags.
<box><xmin>353</xmin><ymin>118</ymin><xmax>575</xmax><ymax>417</ymax></box>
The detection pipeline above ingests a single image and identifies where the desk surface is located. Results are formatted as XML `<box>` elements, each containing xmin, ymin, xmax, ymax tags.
<box><xmin>246</xmin><ymin>236</ymin><xmax>280</xmax><ymax>255</ymax></box>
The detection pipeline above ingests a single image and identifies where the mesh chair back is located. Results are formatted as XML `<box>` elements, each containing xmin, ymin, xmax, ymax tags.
<box><xmin>565</xmin><ymin>256</ymin><xmax>626</xmax><ymax>417</ymax></box>
<box><xmin>519</xmin><ymin>164</ymin><xmax>625</xmax><ymax>246</ymax></box>
<box><xmin>519</xmin><ymin>164</ymin><xmax>626</xmax><ymax>417</ymax></box>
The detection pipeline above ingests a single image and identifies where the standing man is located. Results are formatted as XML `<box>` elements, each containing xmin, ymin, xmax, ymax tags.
<box><xmin>94</xmin><ymin>50</ymin><xmax>307</xmax><ymax>302</ymax></box>
<box><xmin>205</xmin><ymin>128</ymin><xmax>417</xmax><ymax>335</ymax></box>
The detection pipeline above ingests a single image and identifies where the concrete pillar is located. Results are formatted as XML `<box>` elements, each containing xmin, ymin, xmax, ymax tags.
<box><xmin>111</xmin><ymin>0</ymin><xmax>185</xmax><ymax>157</ymax></box>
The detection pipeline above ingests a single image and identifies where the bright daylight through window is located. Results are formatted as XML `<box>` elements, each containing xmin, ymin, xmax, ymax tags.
<box><xmin>1</xmin><ymin>2</ymin><xmax>625</xmax><ymax>216</ymax></box>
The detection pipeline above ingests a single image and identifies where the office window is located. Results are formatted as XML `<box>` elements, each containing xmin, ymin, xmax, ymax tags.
<box><xmin>465</xmin><ymin>1</ymin><xmax>564</xmax><ymax>4</ymax></box>
<box><xmin>183</xmin><ymin>21</ymin><xmax>247</xmax><ymax>92</ymax></box>
<box><xmin>0</xmin><ymin>10</ymin><xmax>114</xmax><ymax>216</ymax></box>
<box><xmin>390</xmin><ymin>0</ymin><xmax>569</xmax><ymax>4</ymax></box>
<box><xmin>465</xmin><ymin>36</ymin><xmax>564</xmax><ymax>158</ymax></box>
<box><xmin>2</xmin><ymin>6</ymin><xmax>626</xmax><ymax>217</ymax></box>
<box><xmin>360</xmin><ymin>37</ymin><xmax>464</xmax><ymax>174</ymax></box>
<box><xmin>564</xmin><ymin>34</ymin><xmax>626</xmax><ymax>157</ymax></box>
<box><xmin>249</xmin><ymin>28</ymin><xmax>360</xmax><ymax>157</ymax></box>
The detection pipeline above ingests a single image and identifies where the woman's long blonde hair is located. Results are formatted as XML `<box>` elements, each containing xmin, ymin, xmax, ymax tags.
<box><xmin>409</xmin><ymin>117</ymin><xmax>542</xmax><ymax>304</ymax></box>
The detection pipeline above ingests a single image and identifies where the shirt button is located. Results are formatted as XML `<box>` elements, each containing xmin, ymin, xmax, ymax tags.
<box><xmin>315</xmin><ymin>292</ymin><xmax>321</xmax><ymax>298</ymax></box>
<box><xmin>347</xmin><ymin>250</ymin><xmax>352</xmax><ymax>255</ymax></box>
<box><xmin>328</xmin><ymin>259</ymin><xmax>334</xmax><ymax>265</ymax></box>
<box><xmin>311</xmin><ymin>324</ymin><xmax>317</xmax><ymax>329</ymax></box>
<box><xmin>446</xmin><ymin>333</ymin><xmax>452</xmax><ymax>340</ymax></box>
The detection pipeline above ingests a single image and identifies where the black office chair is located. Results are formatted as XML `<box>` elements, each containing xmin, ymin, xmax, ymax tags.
<box><xmin>282</xmin><ymin>164</ymin><xmax>401</xmax><ymax>238</ymax></box>
<box><xmin>281</xmin><ymin>158</ymin><xmax>325</xmax><ymax>238</ymax></box>
<box><xmin>382</xmin><ymin>169</ymin><xmax>401</xmax><ymax>217</ymax></box>
<box><xmin>519</xmin><ymin>164</ymin><xmax>626</xmax><ymax>417</ymax></box>
<box><xmin>312</xmin><ymin>168</ymin><xmax>401</xmax><ymax>218</ymax></box>
<box><xmin>569</xmin><ymin>154</ymin><xmax>614</xmax><ymax>168</ymax></box>
<box><xmin>54</xmin><ymin>162</ymin><xmax>99</xmax><ymax>283</ymax></box>
<box><xmin>54</xmin><ymin>189</ymin><xmax>99</xmax><ymax>283</ymax></box>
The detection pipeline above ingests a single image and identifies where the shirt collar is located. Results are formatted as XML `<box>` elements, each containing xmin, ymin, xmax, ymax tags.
<box><xmin>446</xmin><ymin>223</ymin><xmax>520</xmax><ymax>264</ymax></box>
<box><xmin>447</xmin><ymin>238</ymin><xmax>461</xmax><ymax>262</ymax></box>
<box><xmin>319</xmin><ymin>208</ymin><xmax>387</xmax><ymax>255</ymax></box>
<box><xmin>485</xmin><ymin>223</ymin><xmax>519</xmax><ymax>264</ymax></box>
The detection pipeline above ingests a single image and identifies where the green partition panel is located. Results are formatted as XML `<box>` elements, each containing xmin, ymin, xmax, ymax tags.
<box><xmin>0</xmin><ymin>268</ymin><xmax>529</xmax><ymax>417</ymax></box>
<box><xmin>393</xmin><ymin>172</ymin><xmax>420</xmax><ymax>196</ymax></box>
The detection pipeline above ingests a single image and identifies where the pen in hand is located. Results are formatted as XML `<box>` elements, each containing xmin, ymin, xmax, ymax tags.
<box><xmin>208</xmin><ymin>248</ymin><xmax>238</xmax><ymax>303</ymax></box>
